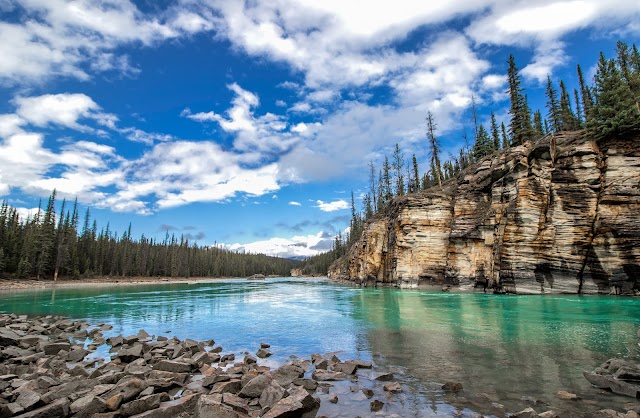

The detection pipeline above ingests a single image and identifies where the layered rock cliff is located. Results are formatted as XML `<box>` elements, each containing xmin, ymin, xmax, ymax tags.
<box><xmin>328</xmin><ymin>132</ymin><xmax>640</xmax><ymax>295</ymax></box>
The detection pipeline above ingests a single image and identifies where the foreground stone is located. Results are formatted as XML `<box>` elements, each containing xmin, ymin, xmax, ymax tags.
<box><xmin>584</xmin><ymin>359</ymin><xmax>640</xmax><ymax>398</ymax></box>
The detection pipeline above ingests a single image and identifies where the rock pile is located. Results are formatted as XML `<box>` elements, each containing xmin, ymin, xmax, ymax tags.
<box><xmin>0</xmin><ymin>314</ymin><xmax>397</xmax><ymax>417</ymax></box>
<box><xmin>584</xmin><ymin>358</ymin><xmax>640</xmax><ymax>399</ymax></box>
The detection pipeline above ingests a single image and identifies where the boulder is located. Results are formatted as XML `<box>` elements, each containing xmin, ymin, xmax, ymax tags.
<box><xmin>557</xmin><ymin>390</ymin><xmax>578</xmax><ymax>400</ymax></box>
<box><xmin>333</xmin><ymin>362</ymin><xmax>357</xmax><ymax>375</ymax></box>
<box><xmin>222</xmin><ymin>393</ymin><xmax>249</xmax><ymax>414</ymax></box>
<box><xmin>70</xmin><ymin>395</ymin><xmax>107</xmax><ymax>418</ymax></box>
<box><xmin>370</xmin><ymin>399</ymin><xmax>384</xmax><ymax>412</ymax></box>
<box><xmin>256</xmin><ymin>348</ymin><xmax>272</xmax><ymax>359</ymax></box>
<box><xmin>383</xmin><ymin>382</ymin><xmax>402</xmax><ymax>392</ymax></box>
<box><xmin>120</xmin><ymin>393</ymin><xmax>165</xmax><ymax>416</ymax></box>
<box><xmin>127</xmin><ymin>393</ymin><xmax>200</xmax><ymax>418</ymax></box>
<box><xmin>211</xmin><ymin>380</ymin><xmax>242</xmax><ymax>395</ymax></box>
<box><xmin>239</xmin><ymin>375</ymin><xmax>271</xmax><ymax>398</ymax></box>
<box><xmin>263</xmin><ymin>387</ymin><xmax>319</xmax><ymax>418</ymax></box>
<box><xmin>118</xmin><ymin>345</ymin><xmax>144</xmax><ymax>363</ymax></box>
<box><xmin>373</xmin><ymin>372</ymin><xmax>394</xmax><ymax>381</ymax></box>
<box><xmin>259</xmin><ymin>380</ymin><xmax>285</xmax><ymax>409</ymax></box>
<box><xmin>0</xmin><ymin>328</ymin><xmax>20</xmax><ymax>347</ymax></box>
<box><xmin>195</xmin><ymin>394</ymin><xmax>245</xmax><ymax>418</ymax></box>
<box><xmin>442</xmin><ymin>382</ymin><xmax>463</xmax><ymax>392</ymax></box>
<box><xmin>311</xmin><ymin>370</ymin><xmax>348</xmax><ymax>381</ymax></box>
<box><xmin>43</xmin><ymin>342</ymin><xmax>70</xmax><ymax>355</ymax></box>
<box><xmin>508</xmin><ymin>407</ymin><xmax>538</xmax><ymax>418</ymax></box>
<box><xmin>103</xmin><ymin>377</ymin><xmax>147</xmax><ymax>402</ymax></box>
<box><xmin>13</xmin><ymin>398</ymin><xmax>70</xmax><ymax>418</ymax></box>
<box><xmin>153</xmin><ymin>360</ymin><xmax>193</xmax><ymax>373</ymax></box>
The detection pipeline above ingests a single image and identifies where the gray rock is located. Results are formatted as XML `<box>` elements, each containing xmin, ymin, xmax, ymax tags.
<box><xmin>383</xmin><ymin>382</ymin><xmax>402</xmax><ymax>392</ymax></box>
<box><xmin>120</xmin><ymin>393</ymin><xmax>165</xmax><ymax>416</ymax></box>
<box><xmin>373</xmin><ymin>372</ymin><xmax>394</xmax><ymax>381</ymax></box>
<box><xmin>43</xmin><ymin>342</ymin><xmax>70</xmax><ymax>355</ymax></box>
<box><xmin>263</xmin><ymin>386</ymin><xmax>319</xmax><ymax>418</ymax></box>
<box><xmin>118</xmin><ymin>345</ymin><xmax>143</xmax><ymax>363</ymax></box>
<box><xmin>239</xmin><ymin>374</ymin><xmax>271</xmax><ymax>398</ymax></box>
<box><xmin>153</xmin><ymin>360</ymin><xmax>193</xmax><ymax>373</ymax></box>
<box><xmin>259</xmin><ymin>380</ymin><xmax>285</xmax><ymax>409</ymax></box>
<box><xmin>0</xmin><ymin>328</ymin><xmax>20</xmax><ymax>347</ymax></box>
<box><xmin>328</xmin><ymin>393</ymin><xmax>338</xmax><ymax>403</ymax></box>
<box><xmin>370</xmin><ymin>399</ymin><xmax>384</xmax><ymax>412</ymax></box>
<box><xmin>103</xmin><ymin>377</ymin><xmax>147</xmax><ymax>403</ymax></box>
<box><xmin>211</xmin><ymin>380</ymin><xmax>242</xmax><ymax>395</ymax></box>
<box><xmin>508</xmin><ymin>407</ymin><xmax>538</xmax><ymax>418</ymax></box>
<box><xmin>256</xmin><ymin>348</ymin><xmax>272</xmax><ymax>358</ymax></box>
<box><xmin>12</xmin><ymin>397</ymin><xmax>70</xmax><ymax>418</ymax></box>
<box><xmin>311</xmin><ymin>370</ymin><xmax>348</xmax><ymax>381</ymax></box>
<box><xmin>195</xmin><ymin>394</ymin><xmax>243</xmax><ymax>418</ymax></box>
<box><xmin>129</xmin><ymin>393</ymin><xmax>200</xmax><ymax>418</ymax></box>
<box><xmin>70</xmin><ymin>395</ymin><xmax>107</xmax><ymax>418</ymax></box>
<box><xmin>16</xmin><ymin>391</ymin><xmax>41</xmax><ymax>410</ymax></box>
<box><xmin>67</xmin><ymin>348</ymin><xmax>88</xmax><ymax>362</ymax></box>
<box><xmin>222</xmin><ymin>393</ymin><xmax>249</xmax><ymax>414</ymax></box>
<box><xmin>333</xmin><ymin>362</ymin><xmax>357</xmax><ymax>375</ymax></box>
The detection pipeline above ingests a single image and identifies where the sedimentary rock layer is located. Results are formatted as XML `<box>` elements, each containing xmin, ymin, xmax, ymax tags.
<box><xmin>329</xmin><ymin>132</ymin><xmax>640</xmax><ymax>295</ymax></box>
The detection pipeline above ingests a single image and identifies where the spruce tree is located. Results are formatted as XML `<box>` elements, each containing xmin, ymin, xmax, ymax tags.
<box><xmin>577</xmin><ymin>64</ymin><xmax>594</xmax><ymax>121</ymax></box>
<box><xmin>490</xmin><ymin>112</ymin><xmax>500</xmax><ymax>150</ymax></box>
<box><xmin>411</xmin><ymin>154</ymin><xmax>420</xmax><ymax>192</ymax></box>
<box><xmin>507</xmin><ymin>54</ymin><xmax>534</xmax><ymax>146</ymax></box>
<box><xmin>473</xmin><ymin>125</ymin><xmax>492</xmax><ymax>159</ymax></box>
<box><xmin>392</xmin><ymin>143</ymin><xmax>405</xmax><ymax>196</ymax></box>
<box><xmin>501</xmin><ymin>122</ymin><xmax>509</xmax><ymax>149</ymax></box>
<box><xmin>382</xmin><ymin>157</ymin><xmax>393</xmax><ymax>205</ymax></box>
<box><xmin>545</xmin><ymin>76</ymin><xmax>561</xmax><ymax>132</ymax></box>
<box><xmin>559</xmin><ymin>80</ymin><xmax>579</xmax><ymax>131</ymax></box>
<box><xmin>589</xmin><ymin>52</ymin><xmax>640</xmax><ymax>140</ymax></box>
<box><xmin>574</xmin><ymin>88</ymin><xmax>584</xmax><ymax>126</ymax></box>
<box><xmin>368</xmin><ymin>161</ymin><xmax>377</xmax><ymax>210</ymax></box>
<box><xmin>533</xmin><ymin>110</ymin><xmax>545</xmax><ymax>138</ymax></box>
<box><xmin>426</xmin><ymin>111</ymin><xmax>442</xmax><ymax>189</ymax></box>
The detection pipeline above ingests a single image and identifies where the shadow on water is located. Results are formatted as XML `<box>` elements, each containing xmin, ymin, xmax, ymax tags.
<box><xmin>0</xmin><ymin>278</ymin><xmax>638</xmax><ymax>416</ymax></box>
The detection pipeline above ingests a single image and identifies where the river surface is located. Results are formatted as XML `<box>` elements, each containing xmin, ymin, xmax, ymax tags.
<box><xmin>0</xmin><ymin>278</ymin><xmax>638</xmax><ymax>417</ymax></box>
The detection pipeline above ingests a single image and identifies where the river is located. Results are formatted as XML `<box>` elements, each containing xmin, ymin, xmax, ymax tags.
<box><xmin>0</xmin><ymin>278</ymin><xmax>638</xmax><ymax>416</ymax></box>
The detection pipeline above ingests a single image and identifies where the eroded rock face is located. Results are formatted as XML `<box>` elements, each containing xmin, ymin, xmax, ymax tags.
<box><xmin>329</xmin><ymin>133</ymin><xmax>640</xmax><ymax>295</ymax></box>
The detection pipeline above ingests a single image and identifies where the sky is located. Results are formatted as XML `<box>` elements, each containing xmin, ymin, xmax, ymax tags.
<box><xmin>0</xmin><ymin>0</ymin><xmax>638</xmax><ymax>258</ymax></box>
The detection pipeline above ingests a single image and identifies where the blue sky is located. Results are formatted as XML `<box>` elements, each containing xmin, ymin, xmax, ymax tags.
<box><xmin>0</xmin><ymin>0</ymin><xmax>638</xmax><ymax>258</ymax></box>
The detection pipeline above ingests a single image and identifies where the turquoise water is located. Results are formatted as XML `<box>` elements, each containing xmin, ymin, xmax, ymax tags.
<box><xmin>1</xmin><ymin>278</ymin><xmax>638</xmax><ymax>416</ymax></box>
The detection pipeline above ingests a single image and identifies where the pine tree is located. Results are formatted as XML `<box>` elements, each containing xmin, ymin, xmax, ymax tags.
<box><xmin>382</xmin><ymin>157</ymin><xmax>393</xmax><ymax>205</ymax></box>
<box><xmin>490</xmin><ymin>112</ymin><xmax>500</xmax><ymax>150</ymax></box>
<box><xmin>573</xmin><ymin>88</ymin><xmax>584</xmax><ymax>126</ymax></box>
<box><xmin>545</xmin><ymin>76</ymin><xmax>561</xmax><ymax>132</ymax></box>
<box><xmin>559</xmin><ymin>80</ymin><xmax>579</xmax><ymax>131</ymax></box>
<box><xmin>589</xmin><ymin>52</ymin><xmax>640</xmax><ymax>140</ymax></box>
<box><xmin>368</xmin><ymin>161</ymin><xmax>377</xmax><ymax>210</ymax></box>
<box><xmin>501</xmin><ymin>122</ymin><xmax>509</xmax><ymax>149</ymax></box>
<box><xmin>533</xmin><ymin>110</ymin><xmax>545</xmax><ymax>137</ymax></box>
<box><xmin>473</xmin><ymin>125</ymin><xmax>492</xmax><ymax>159</ymax></box>
<box><xmin>616</xmin><ymin>41</ymin><xmax>640</xmax><ymax>112</ymax></box>
<box><xmin>577</xmin><ymin>64</ymin><xmax>594</xmax><ymax>121</ymax></box>
<box><xmin>507</xmin><ymin>54</ymin><xmax>534</xmax><ymax>146</ymax></box>
<box><xmin>392</xmin><ymin>143</ymin><xmax>405</xmax><ymax>196</ymax></box>
<box><xmin>411</xmin><ymin>154</ymin><xmax>420</xmax><ymax>192</ymax></box>
<box><xmin>426</xmin><ymin>111</ymin><xmax>442</xmax><ymax>189</ymax></box>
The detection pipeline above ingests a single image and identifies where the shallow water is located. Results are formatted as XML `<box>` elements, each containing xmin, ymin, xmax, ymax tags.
<box><xmin>0</xmin><ymin>278</ymin><xmax>638</xmax><ymax>416</ymax></box>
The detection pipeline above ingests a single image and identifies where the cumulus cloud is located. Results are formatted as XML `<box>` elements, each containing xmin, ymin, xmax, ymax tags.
<box><xmin>315</xmin><ymin>199</ymin><xmax>349</xmax><ymax>212</ymax></box>
<box><xmin>223</xmin><ymin>230</ymin><xmax>334</xmax><ymax>258</ymax></box>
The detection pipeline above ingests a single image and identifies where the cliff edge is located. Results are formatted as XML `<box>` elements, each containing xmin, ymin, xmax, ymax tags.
<box><xmin>328</xmin><ymin>132</ymin><xmax>640</xmax><ymax>295</ymax></box>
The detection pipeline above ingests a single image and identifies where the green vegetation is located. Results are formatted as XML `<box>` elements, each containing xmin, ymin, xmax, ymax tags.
<box><xmin>302</xmin><ymin>40</ymin><xmax>640</xmax><ymax>274</ymax></box>
<box><xmin>0</xmin><ymin>192</ymin><xmax>296</xmax><ymax>280</ymax></box>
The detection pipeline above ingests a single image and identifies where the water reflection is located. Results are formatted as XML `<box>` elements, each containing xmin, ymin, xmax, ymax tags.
<box><xmin>0</xmin><ymin>279</ymin><xmax>638</xmax><ymax>416</ymax></box>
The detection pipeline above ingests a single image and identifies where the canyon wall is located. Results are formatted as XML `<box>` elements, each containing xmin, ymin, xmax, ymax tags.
<box><xmin>328</xmin><ymin>132</ymin><xmax>640</xmax><ymax>295</ymax></box>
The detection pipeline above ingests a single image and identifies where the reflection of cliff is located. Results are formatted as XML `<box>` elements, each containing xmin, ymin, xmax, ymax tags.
<box><xmin>350</xmin><ymin>290</ymin><xmax>637</xmax><ymax>414</ymax></box>
<box><xmin>330</xmin><ymin>133</ymin><xmax>640</xmax><ymax>295</ymax></box>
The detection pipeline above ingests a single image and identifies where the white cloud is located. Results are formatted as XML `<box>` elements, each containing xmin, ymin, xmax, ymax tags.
<box><xmin>14</xmin><ymin>93</ymin><xmax>116</xmax><ymax>132</ymax></box>
<box><xmin>223</xmin><ymin>230</ymin><xmax>333</xmax><ymax>258</ymax></box>
<box><xmin>288</xmin><ymin>201</ymin><xmax>301</xmax><ymax>206</ymax></box>
<box><xmin>0</xmin><ymin>0</ymin><xmax>215</xmax><ymax>84</ymax></box>
<box><xmin>315</xmin><ymin>199</ymin><xmax>349</xmax><ymax>212</ymax></box>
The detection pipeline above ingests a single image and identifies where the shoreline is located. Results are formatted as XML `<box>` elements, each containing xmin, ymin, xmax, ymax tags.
<box><xmin>0</xmin><ymin>276</ymin><xmax>272</xmax><ymax>291</ymax></box>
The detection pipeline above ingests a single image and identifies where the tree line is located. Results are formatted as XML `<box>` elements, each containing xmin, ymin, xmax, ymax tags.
<box><xmin>301</xmin><ymin>40</ymin><xmax>640</xmax><ymax>274</ymax></box>
<box><xmin>0</xmin><ymin>191</ymin><xmax>297</xmax><ymax>280</ymax></box>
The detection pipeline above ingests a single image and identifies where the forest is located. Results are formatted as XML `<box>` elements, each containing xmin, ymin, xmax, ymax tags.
<box><xmin>300</xmin><ymin>40</ymin><xmax>640</xmax><ymax>275</ymax></box>
<box><xmin>0</xmin><ymin>192</ymin><xmax>297</xmax><ymax>280</ymax></box>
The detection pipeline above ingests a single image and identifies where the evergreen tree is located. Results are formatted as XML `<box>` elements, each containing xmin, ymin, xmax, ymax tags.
<box><xmin>411</xmin><ymin>154</ymin><xmax>420</xmax><ymax>192</ymax></box>
<box><xmin>473</xmin><ymin>125</ymin><xmax>492</xmax><ymax>159</ymax></box>
<box><xmin>490</xmin><ymin>112</ymin><xmax>500</xmax><ymax>150</ymax></box>
<box><xmin>559</xmin><ymin>80</ymin><xmax>580</xmax><ymax>131</ymax></box>
<box><xmin>507</xmin><ymin>54</ymin><xmax>534</xmax><ymax>146</ymax></box>
<box><xmin>368</xmin><ymin>161</ymin><xmax>377</xmax><ymax>211</ymax></box>
<box><xmin>382</xmin><ymin>157</ymin><xmax>393</xmax><ymax>205</ymax></box>
<box><xmin>501</xmin><ymin>122</ymin><xmax>509</xmax><ymax>149</ymax></box>
<box><xmin>577</xmin><ymin>64</ymin><xmax>594</xmax><ymax>121</ymax></box>
<box><xmin>426</xmin><ymin>111</ymin><xmax>443</xmax><ymax>189</ymax></box>
<box><xmin>545</xmin><ymin>76</ymin><xmax>561</xmax><ymax>132</ymax></box>
<box><xmin>589</xmin><ymin>51</ymin><xmax>640</xmax><ymax>140</ymax></box>
<box><xmin>574</xmin><ymin>88</ymin><xmax>584</xmax><ymax>125</ymax></box>
<box><xmin>616</xmin><ymin>41</ymin><xmax>640</xmax><ymax>112</ymax></box>
<box><xmin>533</xmin><ymin>110</ymin><xmax>545</xmax><ymax>137</ymax></box>
<box><xmin>392</xmin><ymin>143</ymin><xmax>405</xmax><ymax>196</ymax></box>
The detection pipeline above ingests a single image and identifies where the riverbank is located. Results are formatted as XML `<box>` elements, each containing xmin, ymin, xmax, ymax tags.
<box><xmin>0</xmin><ymin>276</ymin><xmax>251</xmax><ymax>291</ymax></box>
<box><xmin>0</xmin><ymin>313</ymin><xmax>481</xmax><ymax>418</ymax></box>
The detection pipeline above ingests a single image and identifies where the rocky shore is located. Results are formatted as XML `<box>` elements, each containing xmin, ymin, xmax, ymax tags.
<box><xmin>1</xmin><ymin>313</ymin><xmax>639</xmax><ymax>418</ymax></box>
<box><xmin>0</xmin><ymin>314</ymin><xmax>426</xmax><ymax>418</ymax></box>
